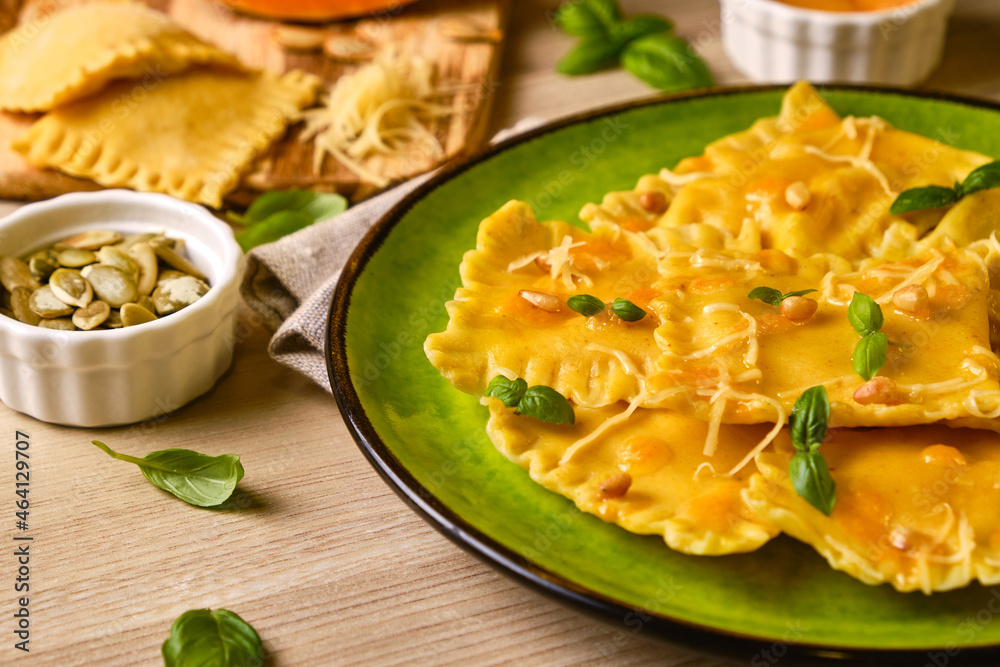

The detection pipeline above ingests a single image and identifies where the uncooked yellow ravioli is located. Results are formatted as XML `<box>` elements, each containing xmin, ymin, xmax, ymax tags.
<box><xmin>748</xmin><ymin>426</ymin><xmax>1000</xmax><ymax>593</ymax></box>
<box><xmin>424</xmin><ymin>200</ymin><xmax>664</xmax><ymax>407</ymax></box>
<box><xmin>646</xmin><ymin>245</ymin><xmax>1000</xmax><ymax>430</ymax></box>
<box><xmin>0</xmin><ymin>2</ymin><xmax>241</xmax><ymax>112</ymax></box>
<box><xmin>486</xmin><ymin>399</ymin><xmax>778</xmax><ymax>555</ymax></box>
<box><xmin>12</xmin><ymin>68</ymin><xmax>320</xmax><ymax>207</ymax></box>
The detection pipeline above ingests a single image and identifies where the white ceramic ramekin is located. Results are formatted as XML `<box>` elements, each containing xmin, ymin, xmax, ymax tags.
<box><xmin>720</xmin><ymin>0</ymin><xmax>955</xmax><ymax>86</ymax></box>
<box><xmin>0</xmin><ymin>190</ymin><xmax>243</xmax><ymax>427</ymax></box>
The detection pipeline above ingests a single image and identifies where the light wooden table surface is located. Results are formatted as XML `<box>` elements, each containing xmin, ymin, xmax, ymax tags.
<box><xmin>3</xmin><ymin>1</ymin><xmax>1000</xmax><ymax>665</ymax></box>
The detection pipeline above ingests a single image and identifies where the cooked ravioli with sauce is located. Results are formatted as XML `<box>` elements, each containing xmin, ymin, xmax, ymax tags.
<box><xmin>486</xmin><ymin>399</ymin><xmax>778</xmax><ymax>555</ymax></box>
<box><xmin>425</xmin><ymin>82</ymin><xmax>1000</xmax><ymax>594</ymax></box>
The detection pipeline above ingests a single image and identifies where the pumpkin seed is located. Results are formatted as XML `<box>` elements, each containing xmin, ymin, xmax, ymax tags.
<box><xmin>56</xmin><ymin>247</ymin><xmax>96</xmax><ymax>268</ymax></box>
<box><xmin>135</xmin><ymin>295</ymin><xmax>156</xmax><ymax>314</ymax></box>
<box><xmin>49</xmin><ymin>268</ymin><xmax>93</xmax><ymax>308</ymax></box>
<box><xmin>128</xmin><ymin>242</ymin><xmax>158</xmax><ymax>296</ymax></box>
<box><xmin>10</xmin><ymin>286</ymin><xmax>41</xmax><ymax>326</ymax></box>
<box><xmin>104</xmin><ymin>309</ymin><xmax>123</xmax><ymax>329</ymax></box>
<box><xmin>0</xmin><ymin>307</ymin><xmax>13</xmax><ymax>320</ymax></box>
<box><xmin>28</xmin><ymin>250</ymin><xmax>59</xmax><ymax>281</ymax></box>
<box><xmin>156</xmin><ymin>269</ymin><xmax>188</xmax><ymax>287</ymax></box>
<box><xmin>62</xmin><ymin>230</ymin><xmax>122</xmax><ymax>250</ymax></box>
<box><xmin>113</xmin><ymin>233</ymin><xmax>159</xmax><ymax>253</ymax></box>
<box><xmin>72</xmin><ymin>300</ymin><xmax>110</xmax><ymax>330</ymax></box>
<box><xmin>28</xmin><ymin>285</ymin><xmax>74</xmax><ymax>318</ymax></box>
<box><xmin>38</xmin><ymin>317</ymin><xmax>76</xmax><ymax>330</ymax></box>
<box><xmin>86</xmin><ymin>265</ymin><xmax>137</xmax><ymax>308</ymax></box>
<box><xmin>96</xmin><ymin>246</ymin><xmax>139</xmax><ymax>282</ymax></box>
<box><xmin>1</xmin><ymin>256</ymin><xmax>41</xmax><ymax>292</ymax></box>
<box><xmin>152</xmin><ymin>275</ymin><xmax>208</xmax><ymax>315</ymax></box>
<box><xmin>121</xmin><ymin>302</ymin><xmax>158</xmax><ymax>327</ymax></box>
<box><xmin>152</xmin><ymin>244</ymin><xmax>206</xmax><ymax>281</ymax></box>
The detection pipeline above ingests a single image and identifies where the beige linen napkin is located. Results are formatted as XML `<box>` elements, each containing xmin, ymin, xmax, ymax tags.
<box><xmin>239</xmin><ymin>119</ymin><xmax>542</xmax><ymax>391</ymax></box>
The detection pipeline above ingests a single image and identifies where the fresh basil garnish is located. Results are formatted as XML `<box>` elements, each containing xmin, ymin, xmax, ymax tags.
<box><xmin>566</xmin><ymin>294</ymin><xmax>606</xmax><ymax>316</ymax></box>
<box><xmin>553</xmin><ymin>0</ymin><xmax>711</xmax><ymax>90</ymax></box>
<box><xmin>91</xmin><ymin>441</ymin><xmax>244</xmax><ymax>507</ymax></box>
<box><xmin>890</xmin><ymin>160</ymin><xmax>1000</xmax><ymax>215</ymax></box>
<box><xmin>610</xmin><ymin>297</ymin><xmax>646</xmax><ymax>321</ymax></box>
<box><xmin>847</xmin><ymin>292</ymin><xmax>883</xmax><ymax>337</ymax></box>
<box><xmin>485</xmin><ymin>376</ymin><xmax>575</xmax><ymax>425</ymax></box>
<box><xmin>228</xmin><ymin>189</ymin><xmax>348</xmax><ymax>252</ymax></box>
<box><xmin>853</xmin><ymin>331</ymin><xmax>888</xmax><ymax>382</ymax></box>
<box><xmin>621</xmin><ymin>34</ymin><xmax>714</xmax><ymax>92</ymax></box>
<box><xmin>162</xmin><ymin>609</ymin><xmax>263</xmax><ymax>667</ymax></box>
<box><xmin>748</xmin><ymin>286</ymin><xmax>817</xmax><ymax>307</ymax></box>
<box><xmin>517</xmin><ymin>385</ymin><xmax>576</xmax><ymax>425</ymax></box>
<box><xmin>484</xmin><ymin>375</ymin><xmax>528</xmax><ymax>408</ymax></box>
<box><xmin>787</xmin><ymin>386</ymin><xmax>836</xmax><ymax>516</ymax></box>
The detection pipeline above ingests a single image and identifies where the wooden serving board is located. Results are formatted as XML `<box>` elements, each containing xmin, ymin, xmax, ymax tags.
<box><xmin>0</xmin><ymin>0</ymin><xmax>507</xmax><ymax>204</ymax></box>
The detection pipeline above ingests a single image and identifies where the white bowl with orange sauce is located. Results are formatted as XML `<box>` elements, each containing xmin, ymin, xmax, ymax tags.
<box><xmin>720</xmin><ymin>0</ymin><xmax>955</xmax><ymax>85</ymax></box>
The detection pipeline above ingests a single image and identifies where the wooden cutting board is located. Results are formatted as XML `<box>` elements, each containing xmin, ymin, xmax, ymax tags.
<box><xmin>0</xmin><ymin>0</ymin><xmax>507</xmax><ymax>205</ymax></box>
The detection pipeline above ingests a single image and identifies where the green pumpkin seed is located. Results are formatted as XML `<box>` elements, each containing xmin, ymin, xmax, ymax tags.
<box><xmin>72</xmin><ymin>300</ymin><xmax>110</xmax><ymax>330</ymax></box>
<box><xmin>135</xmin><ymin>295</ymin><xmax>156</xmax><ymax>314</ymax></box>
<box><xmin>152</xmin><ymin>244</ymin><xmax>206</xmax><ymax>282</ymax></box>
<box><xmin>152</xmin><ymin>275</ymin><xmax>209</xmax><ymax>315</ymax></box>
<box><xmin>28</xmin><ymin>285</ymin><xmax>74</xmax><ymax>318</ymax></box>
<box><xmin>56</xmin><ymin>247</ymin><xmax>96</xmax><ymax>268</ymax></box>
<box><xmin>38</xmin><ymin>317</ymin><xmax>76</xmax><ymax>330</ymax></box>
<box><xmin>1</xmin><ymin>256</ymin><xmax>41</xmax><ymax>292</ymax></box>
<box><xmin>104</xmin><ymin>309</ymin><xmax>123</xmax><ymax>329</ymax></box>
<box><xmin>49</xmin><ymin>268</ymin><xmax>93</xmax><ymax>308</ymax></box>
<box><xmin>28</xmin><ymin>250</ymin><xmax>59</xmax><ymax>281</ymax></box>
<box><xmin>86</xmin><ymin>265</ymin><xmax>137</xmax><ymax>308</ymax></box>
<box><xmin>95</xmin><ymin>246</ymin><xmax>139</xmax><ymax>282</ymax></box>
<box><xmin>121</xmin><ymin>302</ymin><xmax>158</xmax><ymax>327</ymax></box>
<box><xmin>112</xmin><ymin>233</ymin><xmax>159</xmax><ymax>253</ymax></box>
<box><xmin>62</xmin><ymin>230</ymin><xmax>122</xmax><ymax>250</ymax></box>
<box><xmin>127</xmin><ymin>242</ymin><xmax>158</xmax><ymax>296</ymax></box>
<box><xmin>10</xmin><ymin>286</ymin><xmax>40</xmax><ymax>326</ymax></box>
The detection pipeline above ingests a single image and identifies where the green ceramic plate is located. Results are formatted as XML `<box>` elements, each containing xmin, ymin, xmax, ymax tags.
<box><xmin>328</xmin><ymin>86</ymin><xmax>1000</xmax><ymax>664</ymax></box>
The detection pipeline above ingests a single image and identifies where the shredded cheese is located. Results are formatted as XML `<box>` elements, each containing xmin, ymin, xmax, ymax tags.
<box><xmin>300</xmin><ymin>50</ymin><xmax>457</xmax><ymax>187</ymax></box>
<box><xmin>657</xmin><ymin>167</ymin><xmax>716</xmax><ymax>188</ymax></box>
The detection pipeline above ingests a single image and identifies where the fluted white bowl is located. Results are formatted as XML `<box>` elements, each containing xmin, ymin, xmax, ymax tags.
<box><xmin>720</xmin><ymin>0</ymin><xmax>955</xmax><ymax>86</ymax></box>
<box><xmin>0</xmin><ymin>190</ymin><xmax>243</xmax><ymax>427</ymax></box>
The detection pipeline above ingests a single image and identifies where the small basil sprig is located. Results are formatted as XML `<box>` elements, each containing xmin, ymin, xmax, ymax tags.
<box><xmin>91</xmin><ymin>441</ymin><xmax>244</xmax><ymax>507</ymax></box>
<box><xmin>847</xmin><ymin>292</ymin><xmax>888</xmax><ymax>381</ymax></box>
<box><xmin>227</xmin><ymin>189</ymin><xmax>348</xmax><ymax>252</ymax></box>
<box><xmin>787</xmin><ymin>386</ymin><xmax>836</xmax><ymax>516</ymax></box>
<box><xmin>566</xmin><ymin>294</ymin><xmax>605</xmax><ymax>316</ymax></box>
<box><xmin>748</xmin><ymin>286</ymin><xmax>817</xmax><ymax>307</ymax></box>
<box><xmin>890</xmin><ymin>161</ymin><xmax>1000</xmax><ymax>215</ymax></box>
<box><xmin>162</xmin><ymin>609</ymin><xmax>263</xmax><ymax>667</ymax></box>
<box><xmin>485</xmin><ymin>375</ymin><xmax>575</xmax><ymax>425</ymax></box>
<box><xmin>610</xmin><ymin>297</ymin><xmax>646</xmax><ymax>321</ymax></box>
<box><xmin>554</xmin><ymin>0</ymin><xmax>713</xmax><ymax>91</ymax></box>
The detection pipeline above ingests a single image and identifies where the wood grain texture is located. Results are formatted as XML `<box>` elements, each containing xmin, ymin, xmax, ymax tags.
<box><xmin>2</xmin><ymin>1</ymin><xmax>1000</xmax><ymax>665</ymax></box>
<box><xmin>0</xmin><ymin>0</ymin><xmax>506</xmax><ymax>204</ymax></box>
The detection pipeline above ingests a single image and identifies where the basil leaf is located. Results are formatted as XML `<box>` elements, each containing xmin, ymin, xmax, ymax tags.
<box><xmin>748</xmin><ymin>286</ymin><xmax>784</xmax><ymax>307</ymax></box>
<box><xmin>610</xmin><ymin>297</ymin><xmax>646</xmax><ymax>321</ymax></box>
<box><xmin>234</xmin><ymin>210</ymin><xmax>314</xmax><ymax>253</ymax></box>
<box><xmin>853</xmin><ymin>332</ymin><xmax>888</xmax><ymax>382</ymax></box>
<box><xmin>620</xmin><ymin>34</ymin><xmax>714</xmax><ymax>92</ymax></box>
<box><xmin>517</xmin><ymin>385</ymin><xmax>575</xmax><ymax>425</ymax></box>
<box><xmin>847</xmin><ymin>292</ymin><xmax>883</xmax><ymax>336</ymax></box>
<box><xmin>782</xmin><ymin>288</ymin><xmax>817</xmax><ymax>300</ymax></box>
<box><xmin>789</xmin><ymin>385</ymin><xmax>829</xmax><ymax>452</ymax></box>
<box><xmin>889</xmin><ymin>185</ymin><xmax>960</xmax><ymax>216</ymax></box>
<box><xmin>789</xmin><ymin>451</ymin><xmax>836</xmax><ymax>516</ymax></box>
<box><xmin>162</xmin><ymin>609</ymin><xmax>263</xmax><ymax>667</ymax></box>
<box><xmin>557</xmin><ymin>36</ymin><xmax>623</xmax><ymax>75</ymax></box>
<box><xmin>554</xmin><ymin>0</ymin><xmax>623</xmax><ymax>37</ymax></box>
<box><xmin>91</xmin><ymin>441</ymin><xmax>244</xmax><ymax>507</ymax></box>
<box><xmin>240</xmin><ymin>189</ymin><xmax>346</xmax><ymax>226</ymax></box>
<box><xmin>567</xmin><ymin>294</ymin><xmax>606</xmax><ymax>316</ymax></box>
<box><xmin>959</xmin><ymin>161</ymin><xmax>1000</xmax><ymax>198</ymax></box>
<box><xmin>484</xmin><ymin>375</ymin><xmax>528</xmax><ymax>408</ymax></box>
<box><xmin>611</xmin><ymin>14</ymin><xmax>673</xmax><ymax>42</ymax></box>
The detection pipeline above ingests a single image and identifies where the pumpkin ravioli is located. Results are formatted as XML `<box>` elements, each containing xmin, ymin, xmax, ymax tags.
<box><xmin>12</xmin><ymin>68</ymin><xmax>321</xmax><ymax>207</ymax></box>
<box><xmin>0</xmin><ymin>1</ymin><xmax>241</xmax><ymax>113</ymax></box>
